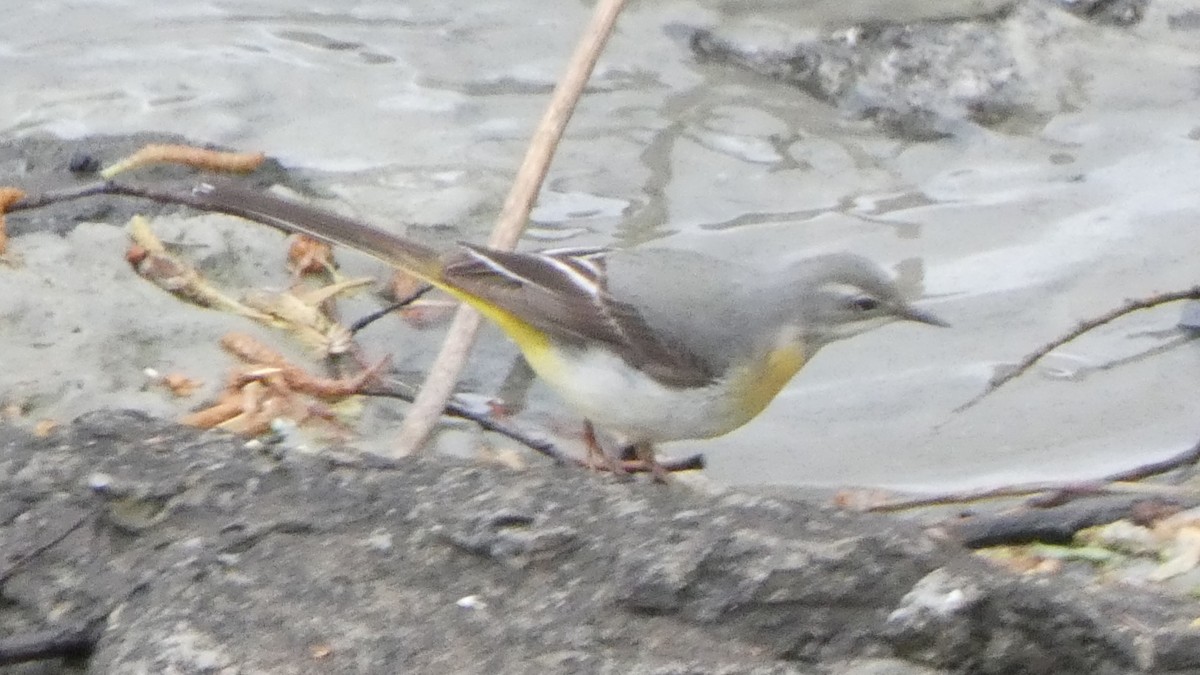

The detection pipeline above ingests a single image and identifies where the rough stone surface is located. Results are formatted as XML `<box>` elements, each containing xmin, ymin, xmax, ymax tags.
<box><xmin>684</xmin><ymin>0</ymin><xmax>1149</xmax><ymax>139</ymax></box>
<box><xmin>3</xmin><ymin>411</ymin><xmax>1200</xmax><ymax>673</ymax></box>
<box><xmin>690</xmin><ymin>21</ymin><xmax>1024</xmax><ymax>140</ymax></box>
<box><xmin>1051</xmin><ymin>0</ymin><xmax>1149</xmax><ymax>25</ymax></box>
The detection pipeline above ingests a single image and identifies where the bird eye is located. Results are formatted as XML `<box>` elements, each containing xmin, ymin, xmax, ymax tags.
<box><xmin>850</xmin><ymin>296</ymin><xmax>879</xmax><ymax>312</ymax></box>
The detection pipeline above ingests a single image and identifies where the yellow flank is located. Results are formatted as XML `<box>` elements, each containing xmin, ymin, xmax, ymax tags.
<box><xmin>730</xmin><ymin>341</ymin><xmax>808</xmax><ymax>423</ymax></box>
<box><xmin>441</xmin><ymin>287</ymin><xmax>562</xmax><ymax>377</ymax></box>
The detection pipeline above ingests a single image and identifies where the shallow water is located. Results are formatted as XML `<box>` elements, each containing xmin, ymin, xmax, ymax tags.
<box><xmin>3</xmin><ymin>0</ymin><xmax>1200</xmax><ymax>491</ymax></box>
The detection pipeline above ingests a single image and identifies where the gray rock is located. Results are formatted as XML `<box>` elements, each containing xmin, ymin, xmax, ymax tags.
<box><xmin>2</xmin><ymin>410</ymin><xmax>1198</xmax><ymax>673</ymax></box>
<box><xmin>688</xmin><ymin>22</ymin><xmax>1027</xmax><ymax>140</ymax></box>
<box><xmin>1050</xmin><ymin>0</ymin><xmax>1149</xmax><ymax>25</ymax></box>
<box><xmin>683</xmin><ymin>0</ymin><xmax>1148</xmax><ymax>140</ymax></box>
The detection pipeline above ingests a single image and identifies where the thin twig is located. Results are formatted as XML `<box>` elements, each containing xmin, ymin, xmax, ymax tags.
<box><xmin>867</xmin><ymin>482</ymin><xmax>1096</xmax><ymax>513</ymax></box>
<box><xmin>9</xmin><ymin>180</ymin><xmax>327</xmax><ymax>236</ymax></box>
<box><xmin>1104</xmin><ymin>435</ymin><xmax>1200</xmax><ymax>483</ymax></box>
<box><xmin>362</xmin><ymin>383</ymin><xmax>704</xmax><ymax>475</ymax></box>
<box><xmin>868</xmin><ymin>435</ymin><xmax>1200</xmax><ymax>513</ymax></box>
<box><xmin>349</xmin><ymin>284</ymin><xmax>434</xmax><ymax>335</ymax></box>
<box><xmin>7</xmin><ymin>182</ymin><xmax>112</xmax><ymax>211</ymax></box>
<box><xmin>362</xmin><ymin>383</ymin><xmax>574</xmax><ymax>464</ymax></box>
<box><xmin>956</xmin><ymin>287</ymin><xmax>1200</xmax><ymax>412</ymax></box>
<box><xmin>392</xmin><ymin>0</ymin><xmax>630</xmax><ymax>455</ymax></box>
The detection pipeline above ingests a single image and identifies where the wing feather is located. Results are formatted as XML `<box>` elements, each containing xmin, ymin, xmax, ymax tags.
<box><xmin>443</xmin><ymin>245</ymin><xmax>715</xmax><ymax>388</ymax></box>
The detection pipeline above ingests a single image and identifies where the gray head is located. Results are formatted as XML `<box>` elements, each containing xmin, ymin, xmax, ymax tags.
<box><xmin>775</xmin><ymin>253</ymin><xmax>947</xmax><ymax>348</ymax></box>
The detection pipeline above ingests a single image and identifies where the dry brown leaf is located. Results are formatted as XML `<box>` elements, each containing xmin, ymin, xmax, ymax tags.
<box><xmin>220</xmin><ymin>332</ymin><xmax>387</xmax><ymax>400</ymax></box>
<box><xmin>287</xmin><ymin>235</ymin><xmax>335</xmax><ymax>276</ymax></box>
<box><xmin>101</xmin><ymin>144</ymin><xmax>265</xmax><ymax>178</ymax></box>
<box><xmin>180</xmin><ymin>396</ymin><xmax>243</xmax><ymax>429</ymax></box>
<box><xmin>0</xmin><ymin>186</ymin><xmax>25</xmax><ymax>256</ymax></box>
<box><xmin>289</xmin><ymin>356</ymin><xmax>390</xmax><ymax>400</ymax></box>
<box><xmin>220</xmin><ymin>332</ymin><xmax>289</xmax><ymax>367</ymax></box>
<box><xmin>162</xmin><ymin>373</ymin><xmax>202</xmax><ymax>397</ymax></box>
<box><xmin>191</xmin><ymin>332</ymin><xmax>387</xmax><ymax>437</ymax></box>
<box><xmin>0</xmin><ymin>187</ymin><xmax>24</xmax><ymax>209</ymax></box>
<box><xmin>126</xmin><ymin>216</ymin><xmax>277</xmax><ymax>322</ymax></box>
<box><xmin>0</xmin><ymin>184</ymin><xmax>26</xmax><ymax>255</ymax></box>
<box><xmin>240</xmin><ymin>278</ymin><xmax>369</xmax><ymax>355</ymax></box>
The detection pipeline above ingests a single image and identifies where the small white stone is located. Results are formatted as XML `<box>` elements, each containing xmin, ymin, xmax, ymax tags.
<box><xmin>365</xmin><ymin>530</ymin><xmax>393</xmax><ymax>552</ymax></box>
<box><xmin>87</xmin><ymin>472</ymin><xmax>114</xmax><ymax>491</ymax></box>
<box><xmin>456</xmin><ymin>595</ymin><xmax>487</xmax><ymax>610</ymax></box>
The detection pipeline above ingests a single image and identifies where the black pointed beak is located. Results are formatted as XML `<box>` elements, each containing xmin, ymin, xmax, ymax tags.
<box><xmin>899</xmin><ymin>304</ymin><xmax>949</xmax><ymax>328</ymax></box>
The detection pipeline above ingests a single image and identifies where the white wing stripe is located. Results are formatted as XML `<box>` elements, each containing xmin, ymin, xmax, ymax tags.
<box><xmin>541</xmin><ymin>255</ymin><xmax>602</xmax><ymax>300</ymax></box>
<box><xmin>461</xmin><ymin>247</ymin><xmax>537</xmax><ymax>285</ymax></box>
<box><xmin>462</xmin><ymin>246</ymin><xmax>605</xmax><ymax>300</ymax></box>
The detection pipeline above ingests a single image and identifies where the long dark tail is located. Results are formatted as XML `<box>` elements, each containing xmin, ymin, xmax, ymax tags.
<box><xmin>190</xmin><ymin>180</ymin><xmax>445</xmax><ymax>283</ymax></box>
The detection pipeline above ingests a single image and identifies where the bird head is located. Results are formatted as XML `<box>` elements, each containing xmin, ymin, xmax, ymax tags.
<box><xmin>783</xmin><ymin>253</ymin><xmax>947</xmax><ymax>347</ymax></box>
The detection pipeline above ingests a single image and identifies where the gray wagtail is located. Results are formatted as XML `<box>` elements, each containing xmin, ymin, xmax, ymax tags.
<box><xmin>192</xmin><ymin>181</ymin><xmax>946</xmax><ymax>480</ymax></box>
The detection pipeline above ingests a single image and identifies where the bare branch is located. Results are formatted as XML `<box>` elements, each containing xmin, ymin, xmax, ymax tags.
<box><xmin>868</xmin><ymin>435</ymin><xmax>1200</xmax><ymax>513</ymax></box>
<box><xmin>957</xmin><ymin>287</ymin><xmax>1200</xmax><ymax>412</ymax></box>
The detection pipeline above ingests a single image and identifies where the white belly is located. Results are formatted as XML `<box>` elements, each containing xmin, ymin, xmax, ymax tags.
<box><xmin>532</xmin><ymin>345</ymin><xmax>744</xmax><ymax>444</ymax></box>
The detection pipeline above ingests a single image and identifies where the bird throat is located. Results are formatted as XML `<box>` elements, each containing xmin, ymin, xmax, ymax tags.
<box><xmin>730</xmin><ymin>336</ymin><xmax>808</xmax><ymax>423</ymax></box>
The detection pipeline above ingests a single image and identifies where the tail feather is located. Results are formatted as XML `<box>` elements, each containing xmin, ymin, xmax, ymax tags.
<box><xmin>191</xmin><ymin>180</ymin><xmax>445</xmax><ymax>283</ymax></box>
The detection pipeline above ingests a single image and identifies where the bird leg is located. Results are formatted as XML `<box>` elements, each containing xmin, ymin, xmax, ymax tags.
<box><xmin>632</xmin><ymin>441</ymin><xmax>669</xmax><ymax>484</ymax></box>
<box><xmin>582</xmin><ymin>423</ymin><xmax>667</xmax><ymax>482</ymax></box>
<box><xmin>582</xmin><ymin>420</ymin><xmax>627</xmax><ymax>477</ymax></box>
